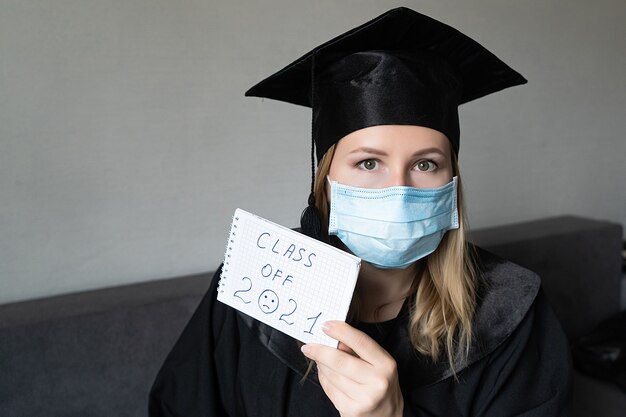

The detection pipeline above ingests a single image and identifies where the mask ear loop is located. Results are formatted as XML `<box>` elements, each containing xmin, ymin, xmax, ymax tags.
<box><xmin>300</xmin><ymin>51</ymin><xmax>322</xmax><ymax>241</ymax></box>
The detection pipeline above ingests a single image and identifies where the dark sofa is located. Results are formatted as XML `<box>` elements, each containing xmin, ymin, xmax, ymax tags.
<box><xmin>0</xmin><ymin>215</ymin><xmax>624</xmax><ymax>416</ymax></box>
<box><xmin>471</xmin><ymin>216</ymin><xmax>625</xmax><ymax>417</ymax></box>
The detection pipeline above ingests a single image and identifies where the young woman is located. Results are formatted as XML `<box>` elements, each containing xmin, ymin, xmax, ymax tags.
<box><xmin>150</xmin><ymin>8</ymin><xmax>571</xmax><ymax>416</ymax></box>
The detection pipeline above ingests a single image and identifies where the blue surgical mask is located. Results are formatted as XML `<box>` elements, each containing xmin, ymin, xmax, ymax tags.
<box><xmin>327</xmin><ymin>177</ymin><xmax>459</xmax><ymax>269</ymax></box>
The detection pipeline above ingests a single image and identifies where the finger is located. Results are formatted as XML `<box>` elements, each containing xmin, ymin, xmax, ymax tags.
<box><xmin>317</xmin><ymin>362</ymin><xmax>365</xmax><ymax>395</ymax></box>
<box><xmin>322</xmin><ymin>321</ymin><xmax>393</xmax><ymax>366</ymax></box>
<box><xmin>301</xmin><ymin>344</ymin><xmax>370</xmax><ymax>383</ymax></box>
<box><xmin>317</xmin><ymin>363</ymin><xmax>357</xmax><ymax>390</ymax></box>
<box><xmin>317</xmin><ymin>365</ymin><xmax>357</xmax><ymax>414</ymax></box>
<box><xmin>318</xmin><ymin>364</ymin><xmax>384</xmax><ymax>415</ymax></box>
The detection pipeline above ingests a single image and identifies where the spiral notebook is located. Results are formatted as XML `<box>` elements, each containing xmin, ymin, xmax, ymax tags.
<box><xmin>217</xmin><ymin>208</ymin><xmax>361</xmax><ymax>347</ymax></box>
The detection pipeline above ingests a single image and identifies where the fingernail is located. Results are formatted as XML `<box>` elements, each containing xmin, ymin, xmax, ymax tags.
<box><xmin>301</xmin><ymin>345</ymin><xmax>311</xmax><ymax>355</ymax></box>
<box><xmin>321</xmin><ymin>321</ymin><xmax>333</xmax><ymax>332</ymax></box>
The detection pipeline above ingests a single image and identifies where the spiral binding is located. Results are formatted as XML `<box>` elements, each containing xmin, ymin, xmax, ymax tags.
<box><xmin>218</xmin><ymin>212</ymin><xmax>239</xmax><ymax>294</ymax></box>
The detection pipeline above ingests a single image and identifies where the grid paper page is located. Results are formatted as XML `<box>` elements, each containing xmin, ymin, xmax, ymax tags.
<box><xmin>217</xmin><ymin>208</ymin><xmax>361</xmax><ymax>347</ymax></box>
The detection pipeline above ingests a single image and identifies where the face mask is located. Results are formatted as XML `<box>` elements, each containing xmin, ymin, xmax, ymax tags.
<box><xmin>327</xmin><ymin>177</ymin><xmax>459</xmax><ymax>269</ymax></box>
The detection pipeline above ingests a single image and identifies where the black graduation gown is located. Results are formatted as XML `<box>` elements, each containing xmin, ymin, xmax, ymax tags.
<box><xmin>149</xmin><ymin>248</ymin><xmax>572</xmax><ymax>416</ymax></box>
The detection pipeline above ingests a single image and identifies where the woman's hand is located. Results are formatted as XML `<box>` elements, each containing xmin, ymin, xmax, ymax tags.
<box><xmin>301</xmin><ymin>321</ymin><xmax>403</xmax><ymax>417</ymax></box>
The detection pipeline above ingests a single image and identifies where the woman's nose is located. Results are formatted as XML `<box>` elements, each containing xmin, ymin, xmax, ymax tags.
<box><xmin>387</xmin><ymin>169</ymin><xmax>411</xmax><ymax>187</ymax></box>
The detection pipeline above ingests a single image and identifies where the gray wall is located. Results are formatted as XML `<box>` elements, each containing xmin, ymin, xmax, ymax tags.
<box><xmin>1</xmin><ymin>0</ymin><xmax>625</xmax><ymax>304</ymax></box>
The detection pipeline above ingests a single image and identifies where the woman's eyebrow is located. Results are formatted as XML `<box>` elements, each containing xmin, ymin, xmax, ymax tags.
<box><xmin>347</xmin><ymin>147</ymin><xmax>388</xmax><ymax>156</ymax></box>
<box><xmin>411</xmin><ymin>147</ymin><xmax>446</xmax><ymax>157</ymax></box>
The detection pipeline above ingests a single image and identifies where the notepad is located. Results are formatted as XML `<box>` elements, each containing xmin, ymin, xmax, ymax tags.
<box><xmin>217</xmin><ymin>208</ymin><xmax>361</xmax><ymax>347</ymax></box>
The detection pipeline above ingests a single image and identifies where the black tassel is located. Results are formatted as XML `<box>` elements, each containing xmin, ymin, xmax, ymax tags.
<box><xmin>300</xmin><ymin>50</ymin><xmax>322</xmax><ymax>241</ymax></box>
<box><xmin>300</xmin><ymin>192</ymin><xmax>322</xmax><ymax>241</ymax></box>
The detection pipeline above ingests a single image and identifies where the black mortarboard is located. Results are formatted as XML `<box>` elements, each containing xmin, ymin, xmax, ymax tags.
<box><xmin>245</xmin><ymin>7</ymin><xmax>527</xmax><ymax>240</ymax></box>
<box><xmin>246</xmin><ymin>6</ymin><xmax>527</xmax><ymax>159</ymax></box>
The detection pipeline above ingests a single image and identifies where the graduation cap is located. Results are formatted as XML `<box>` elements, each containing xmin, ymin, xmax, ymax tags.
<box><xmin>245</xmin><ymin>7</ymin><xmax>527</xmax><ymax>238</ymax></box>
<box><xmin>246</xmin><ymin>6</ymin><xmax>527</xmax><ymax>159</ymax></box>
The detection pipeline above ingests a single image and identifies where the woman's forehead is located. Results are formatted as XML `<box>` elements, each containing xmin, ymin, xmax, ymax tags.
<box><xmin>335</xmin><ymin>125</ymin><xmax>451</xmax><ymax>154</ymax></box>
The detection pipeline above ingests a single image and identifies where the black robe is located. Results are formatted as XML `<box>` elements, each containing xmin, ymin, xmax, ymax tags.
<box><xmin>149</xmin><ymin>247</ymin><xmax>571</xmax><ymax>416</ymax></box>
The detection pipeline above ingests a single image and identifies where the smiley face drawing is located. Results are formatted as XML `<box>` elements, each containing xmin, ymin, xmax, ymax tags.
<box><xmin>258</xmin><ymin>289</ymin><xmax>279</xmax><ymax>314</ymax></box>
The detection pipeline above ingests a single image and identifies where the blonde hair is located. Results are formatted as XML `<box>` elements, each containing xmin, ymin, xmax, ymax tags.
<box><xmin>314</xmin><ymin>144</ymin><xmax>479</xmax><ymax>370</ymax></box>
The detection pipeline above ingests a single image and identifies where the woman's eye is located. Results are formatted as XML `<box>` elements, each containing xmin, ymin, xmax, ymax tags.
<box><xmin>358</xmin><ymin>159</ymin><xmax>379</xmax><ymax>171</ymax></box>
<box><xmin>415</xmin><ymin>160</ymin><xmax>437</xmax><ymax>172</ymax></box>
